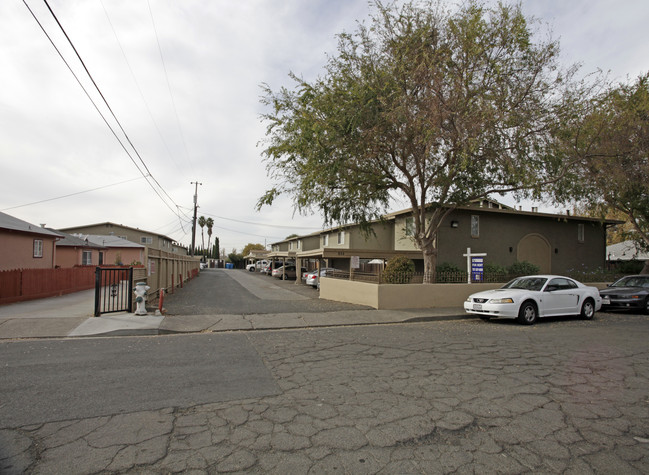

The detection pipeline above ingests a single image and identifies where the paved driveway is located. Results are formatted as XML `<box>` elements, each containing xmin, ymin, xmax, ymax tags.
<box><xmin>163</xmin><ymin>268</ymin><xmax>370</xmax><ymax>315</ymax></box>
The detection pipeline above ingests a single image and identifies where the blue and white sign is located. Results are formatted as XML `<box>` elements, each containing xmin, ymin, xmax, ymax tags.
<box><xmin>471</xmin><ymin>256</ymin><xmax>484</xmax><ymax>282</ymax></box>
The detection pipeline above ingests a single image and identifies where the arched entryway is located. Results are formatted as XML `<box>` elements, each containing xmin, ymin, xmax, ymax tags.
<box><xmin>517</xmin><ymin>234</ymin><xmax>551</xmax><ymax>274</ymax></box>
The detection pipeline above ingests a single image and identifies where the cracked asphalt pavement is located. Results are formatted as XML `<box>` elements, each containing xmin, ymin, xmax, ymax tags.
<box><xmin>2</xmin><ymin>313</ymin><xmax>648</xmax><ymax>474</ymax></box>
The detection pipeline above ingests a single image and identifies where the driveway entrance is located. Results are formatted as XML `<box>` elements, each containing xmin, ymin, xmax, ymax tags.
<box><xmin>163</xmin><ymin>268</ymin><xmax>368</xmax><ymax>315</ymax></box>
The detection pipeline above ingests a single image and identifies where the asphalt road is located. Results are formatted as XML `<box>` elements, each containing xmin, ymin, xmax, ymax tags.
<box><xmin>163</xmin><ymin>268</ymin><xmax>370</xmax><ymax>315</ymax></box>
<box><xmin>1</xmin><ymin>312</ymin><xmax>648</xmax><ymax>474</ymax></box>
<box><xmin>0</xmin><ymin>334</ymin><xmax>280</xmax><ymax>428</ymax></box>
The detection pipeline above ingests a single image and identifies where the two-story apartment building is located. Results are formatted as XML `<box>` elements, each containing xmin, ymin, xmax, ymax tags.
<box><xmin>58</xmin><ymin>222</ymin><xmax>187</xmax><ymax>255</ymax></box>
<box><xmin>268</xmin><ymin>200</ymin><xmax>618</xmax><ymax>277</ymax></box>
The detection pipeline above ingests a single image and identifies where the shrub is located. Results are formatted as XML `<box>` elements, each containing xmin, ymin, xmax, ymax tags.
<box><xmin>507</xmin><ymin>261</ymin><xmax>540</xmax><ymax>276</ymax></box>
<box><xmin>484</xmin><ymin>262</ymin><xmax>507</xmax><ymax>274</ymax></box>
<box><xmin>435</xmin><ymin>262</ymin><xmax>464</xmax><ymax>283</ymax></box>
<box><xmin>383</xmin><ymin>255</ymin><xmax>415</xmax><ymax>284</ymax></box>
<box><xmin>483</xmin><ymin>262</ymin><xmax>508</xmax><ymax>282</ymax></box>
<box><xmin>617</xmin><ymin>260</ymin><xmax>645</xmax><ymax>274</ymax></box>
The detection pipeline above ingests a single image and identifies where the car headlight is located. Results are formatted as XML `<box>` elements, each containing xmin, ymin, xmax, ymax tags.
<box><xmin>488</xmin><ymin>298</ymin><xmax>514</xmax><ymax>304</ymax></box>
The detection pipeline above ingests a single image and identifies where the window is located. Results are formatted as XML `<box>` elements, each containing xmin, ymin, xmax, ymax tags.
<box><xmin>33</xmin><ymin>239</ymin><xmax>43</xmax><ymax>258</ymax></box>
<box><xmin>141</xmin><ymin>236</ymin><xmax>153</xmax><ymax>245</ymax></box>
<box><xmin>297</xmin><ymin>240</ymin><xmax>302</xmax><ymax>250</ymax></box>
<box><xmin>289</xmin><ymin>241</ymin><xmax>294</xmax><ymax>250</ymax></box>
<box><xmin>337</xmin><ymin>231</ymin><xmax>345</xmax><ymax>245</ymax></box>
<box><xmin>471</xmin><ymin>215</ymin><xmax>479</xmax><ymax>238</ymax></box>
<box><xmin>577</xmin><ymin>224</ymin><xmax>585</xmax><ymax>243</ymax></box>
<box><xmin>322</xmin><ymin>235</ymin><xmax>329</xmax><ymax>246</ymax></box>
<box><xmin>82</xmin><ymin>251</ymin><xmax>92</xmax><ymax>265</ymax></box>
<box><xmin>405</xmin><ymin>217</ymin><xmax>415</xmax><ymax>237</ymax></box>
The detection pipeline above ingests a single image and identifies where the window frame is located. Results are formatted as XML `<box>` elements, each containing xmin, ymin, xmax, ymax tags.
<box><xmin>405</xmin><ymin>216</ymin><xmax>415</xmax><ymax>237</ymax></box>
<box><xmin>82</xmin><ymin>250</ymin><xmax>92</xmax><ymax>265</ymax></box>
<box><xmin>33</xmin><ymin>239</ymin><xmax>43</xmax><ymax>258</ymax></box>
<box><xmin>470</xmin><ymin>215</ymin><xmax>480</xmax><ymax>238</ymax></box>
<box><xmin>577</xmin><ymin>223</ymin><xmax>585</xmax><ymax>243</ymax></box>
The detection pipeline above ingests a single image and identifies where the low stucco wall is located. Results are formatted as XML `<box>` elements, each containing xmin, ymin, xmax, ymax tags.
<box><xmin>320</xmin><ymin>278</ymin><xmax>612</xmax><ymax>310</ymax></box>
<box><xmin>319</xmin><ymin>277</ymin><xmax>502</xmax><ymax>309</ymax></box>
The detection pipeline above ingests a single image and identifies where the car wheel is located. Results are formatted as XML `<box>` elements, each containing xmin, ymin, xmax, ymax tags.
<box><xmin>644</xmin><ymin>297</ymin><xmax>649</xmax><ymax>315</ymax></box>
<box><xmin>517</xmin><ymin>301</ymin><xmax>538</xmax><ymax>325</ymax></box>
<box><xmin>580</xmin><ymin>298</ymin><xmax>595</xmax><ymax>320</ymax></box>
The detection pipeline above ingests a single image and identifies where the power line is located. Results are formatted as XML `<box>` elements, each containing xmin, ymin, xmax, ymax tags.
<box><xmin>147</xmin><ymin>0</ymin><xmax>194</xmax><ymax>171</ymax></box>
<box><xmin>1</xmin><ymin>177</ymin><xmax>145</xmax><ymax>211</ymax></box>
<box><xmin>24</xmin><ymin>0</ymin><xmax>186</xmax><ymax>221</ymax></box>
<box><xmin>99</xmin><ymin>0</ymin><xmax>184</xmax><ymax>174</ymax></box>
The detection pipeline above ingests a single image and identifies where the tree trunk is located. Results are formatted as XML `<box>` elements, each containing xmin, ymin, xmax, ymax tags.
<box><xmin>421</xmin><ymin>244</ymin><xmax>438</xmax><ymax>284</ymax></box>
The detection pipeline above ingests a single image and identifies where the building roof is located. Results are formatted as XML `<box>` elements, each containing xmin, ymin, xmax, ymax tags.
<box><xmin>59</xmin><ymin>222</ymin><xmax>175</xmax><ymax>243</ymax></box>
<box><xmin>73</xmin><ymin>234</ymin><xmax>145</xmax><ymax>249</ymax></box>
<box><xmin>50</xmin><ymin>230</ymin><xmax>106</xmax><ymax>249</ymax></box>
<box><xmin>0</xmin><ymin>211</ymin><xmax>62</xmax><ymax>238</ymax></box>
<box><xmin>269</xmin><ymin>199</ymin><xmax>622</xmax><ymax>246</ymax></box>
<box><xmin>607</xmin><ymin>240</ymin><xmax>649</xmax><ymax>261</ymax></box>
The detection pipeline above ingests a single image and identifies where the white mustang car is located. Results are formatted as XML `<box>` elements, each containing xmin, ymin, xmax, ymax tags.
<box><xmin>464</xmin><ymin>275</ymin><xmax>602</xmax><ymax>325</ymax></box>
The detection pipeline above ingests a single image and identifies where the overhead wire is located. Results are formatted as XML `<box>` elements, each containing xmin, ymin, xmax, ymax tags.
<box><xmin>146</xmin><ymin>0</ymin><xmax>194</xmax><ymax>171</ymax></box>
<box><xmin>99</xmin><ymin>0</ymin><xmax>185</xmax><ymax>175</ymax></box>
<box><xmin>24</xmin><ymin>0</ymin><xmax>188</xmax><ymax>228</ymax></box>
<box><xmin>1</xmin><ymin>177</ymin><xmax>145</xmax><ymax>211</ymax></box>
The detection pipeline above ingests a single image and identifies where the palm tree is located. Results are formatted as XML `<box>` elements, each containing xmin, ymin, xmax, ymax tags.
<box><xmin>206</xmin><ymin>217</ymin><xmax>214</xmax><ymax>257</ymax></box>
<box><xmin>198</xmin><ymin>216</ymin><xmax>206</xmax><ymax>254</ymax></box>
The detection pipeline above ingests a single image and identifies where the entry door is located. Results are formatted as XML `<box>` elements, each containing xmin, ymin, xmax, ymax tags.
<box><xmin>517</xmin><ymin>234</ymin><xmax>551</xmax><ymax>274</ymax></box>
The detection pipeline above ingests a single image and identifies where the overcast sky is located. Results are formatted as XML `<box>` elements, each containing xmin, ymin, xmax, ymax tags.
<box><xmin>1</xmin><ymin>1</ymin><xmax>647</xmax><ymax>253</ymax></box>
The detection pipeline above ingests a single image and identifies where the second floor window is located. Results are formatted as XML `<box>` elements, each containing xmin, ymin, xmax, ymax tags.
<box><xmin>322</xmin><ymin>235</ymin><xmax>329</xmax><ymax>246</ymax></box>
<box><xmin>578</xmin><ymin>224</ymin><xmax>585</xmax><ymax>242</ymax></box>
<box><xmin>141</xmin><ymin>236</ymin><xmax>153</xmax><ymax>245</ymax></box>
<box><xmin>337</xmin><ymin>231</ymin><xmax>345</xmax><ymax>244</ymax></box>
<box><xmin>405</xmin><ymin>217</ymin><xmax>415</xmax><ymax>237</ymax></box>
<box><xmin>471</xmin><ymin>215</ymin><xmax>479</xmax><ymax>238</ymax></box>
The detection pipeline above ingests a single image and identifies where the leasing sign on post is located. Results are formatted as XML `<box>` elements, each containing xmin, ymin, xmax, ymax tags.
<box><xmin>471</xmin><ymin>256</ymin><xmax>484</xmax><ymax>282</ymax></box>
<box><xmin>463</xmin><ymin>248</ymin><xmax>487</xmax><ymax>284</ymax></box>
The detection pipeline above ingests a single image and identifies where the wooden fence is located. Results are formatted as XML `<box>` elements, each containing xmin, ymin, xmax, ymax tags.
<box><xmin>142</xmin><ymin>249</ymin><xmax>201</xmax><ymax>303</ymax></box>
<box><xmin>0</xmin><ymin>266</ymin><xmax>96</xmax><ymax>305</ymax></box>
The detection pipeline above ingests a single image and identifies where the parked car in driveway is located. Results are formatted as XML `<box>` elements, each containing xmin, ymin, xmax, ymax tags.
<box><xmin>272</xmin><ymin>265</ymin><xmax>307</xmax><ymax>280</ymax></box>
<box><xmin>599</xmin><ymin>275</ymin><xmax>649</xmax><ymax>314</ymax></box>
<box><xmin>305</xmin><ymin>268</ymin><xmax>339</xmax><ymax>288</ymax></box>
<box><xmin>263</xmin><ymin>261</ymin><xmax>283</xmax><ymax>276</ymax></box>
<box><xmin>464</xmin><ymin>275</ymin><xmax>602</xmax><ymax>325</ymax></box>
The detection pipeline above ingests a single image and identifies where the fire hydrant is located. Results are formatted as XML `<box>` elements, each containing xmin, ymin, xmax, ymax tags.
<box><xmin>134</xmin><ymin>282</ymin><xmax>150</xmax><ymax>315</ymax></box>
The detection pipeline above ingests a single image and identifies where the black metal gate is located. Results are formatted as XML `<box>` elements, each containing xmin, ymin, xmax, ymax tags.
<box><xmin>94</xmin><ymin>267</ymin><xmax>134</xmax><ymax>317</ymax></box>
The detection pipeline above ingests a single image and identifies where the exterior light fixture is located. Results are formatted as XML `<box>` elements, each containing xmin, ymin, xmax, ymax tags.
<box><xmin>451</xmin><ymin>221</ymin><xmax>459</xmax><ymax>228</ymax></box>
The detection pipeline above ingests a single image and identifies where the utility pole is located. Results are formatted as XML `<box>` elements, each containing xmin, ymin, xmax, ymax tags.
<box><xmin>190</xmin><ymin>181</ymin><xmax>202</xmax><ymax>256</ymax></box>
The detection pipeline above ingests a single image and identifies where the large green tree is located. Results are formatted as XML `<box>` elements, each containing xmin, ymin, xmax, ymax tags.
<box><xmin>259</xmin><ymin>1</ymin><xmax>582</xmax><ymax>280</ymax></box>
<box><xmin>242</xmin><ymin>243</ymin><xmax>266</xmax><ymax>257</ymax></box>
<box><xmin>560</xmin><ymin>73</ymin><xmax>649</xmax><ymax>272</ymax></box>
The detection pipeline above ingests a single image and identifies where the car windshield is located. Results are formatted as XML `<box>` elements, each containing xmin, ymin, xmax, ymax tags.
<box><xmin>502</xmin><ymin>277</ymin><xmax>548</xmax><ymax>291</ymax></box>
<box><xmin>611</xmin><ymin>276</ymin><xmax>649</xmax><ymax>288</ymax></box>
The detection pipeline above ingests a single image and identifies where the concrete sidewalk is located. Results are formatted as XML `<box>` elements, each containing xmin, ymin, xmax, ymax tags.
<box><xmin>0</xmin><ymin>290</ymin><xmax>469</xmax><ymax>339</ymax></box>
